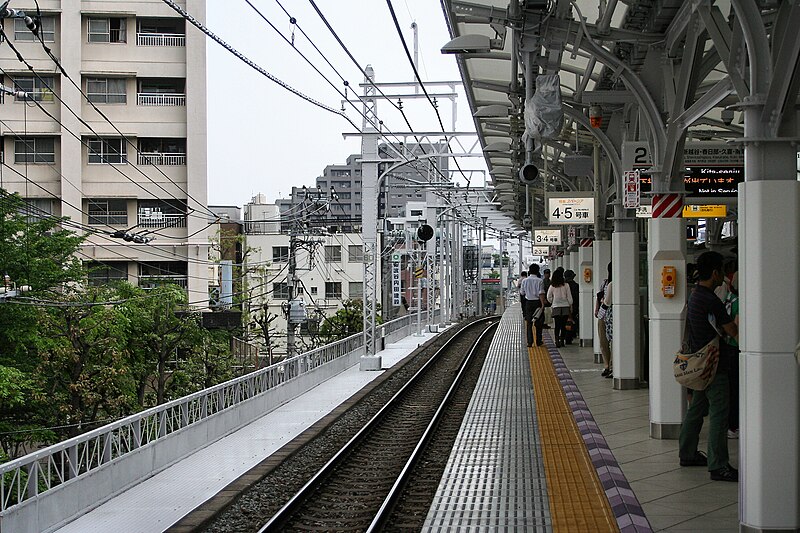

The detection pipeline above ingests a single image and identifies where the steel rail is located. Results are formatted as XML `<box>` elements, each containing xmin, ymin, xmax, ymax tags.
<box><xmin>366</xmin><ymin>321</ymin><xmax>498</xmax><ymax>532</ymax></box>
<box><xmin>258</xmin><ymin>317</ymin><xmax>498</xmax><ymax>532</ymax></box>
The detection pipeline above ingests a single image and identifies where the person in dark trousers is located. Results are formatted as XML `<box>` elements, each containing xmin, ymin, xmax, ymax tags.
<box><xmin>564</xmin><ymin>270</ymin><xmax>579</xmax><ymax>344</ymax></box>
<box><xmin>547</xmin><ymin>268</ymin><xmax>573</xmax><ymax>348</ymax></box>
<box><xmin>542</xmin><ymin>268</ymin><xmax>552</xmax><ymax>329</ymax></box>
<box><xmin>521</xmin><ymin>264</ymin><xmax>546</xmax><ymax>347</ymax></box>
<box><xmin>678</xmin><ymin>251</ymin><xmax>739</xmax><ymax>482</ymax></box>
<box><xmin>518</xmin><ymin>271</ymin><xmax>528</xmax><ymax>318</ymax></box>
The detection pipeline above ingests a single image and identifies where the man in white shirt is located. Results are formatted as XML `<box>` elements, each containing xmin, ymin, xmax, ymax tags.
<box><xmin>521</xmin><ymin>264</ymin><xmax>547</xmax><ymax>347</ymax></box>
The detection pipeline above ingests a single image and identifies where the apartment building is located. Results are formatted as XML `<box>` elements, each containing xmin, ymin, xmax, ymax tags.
<box><xmin>0</xmin><ymin>1</ymin><xmax>209</xmax><ymax>304</ymax></box>
<box><xmin>244</xmin><ymin>195</ymin><xmax>368</xmax><ymax>355</ymax></box>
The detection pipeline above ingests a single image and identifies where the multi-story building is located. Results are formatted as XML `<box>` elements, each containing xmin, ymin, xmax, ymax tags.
<box><xmin>243</xmin><ymin>193</ymin><xmax>367</xmax><ymax>356</ymax></box>
<box><xmin>0</xmin><ymin>1</ymin><xmax>209</xmax><ymax>303</ymax></box>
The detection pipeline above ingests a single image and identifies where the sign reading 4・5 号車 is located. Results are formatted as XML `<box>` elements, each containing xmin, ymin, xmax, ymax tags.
<box><xmin>547</xmin><ymin>194</ymin><xmax>594</xmax><ymax>225</ymax></box>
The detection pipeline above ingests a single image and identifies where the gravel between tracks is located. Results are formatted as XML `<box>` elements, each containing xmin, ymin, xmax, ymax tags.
<box><xmin>199</xmin><ymin>319</ymin><xmax>485</xmax><ymax>533</ymax></box>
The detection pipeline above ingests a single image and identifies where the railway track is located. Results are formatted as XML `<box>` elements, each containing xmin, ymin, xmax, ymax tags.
<box><xmin>257</xmin><ymin>318</ymin><xmax>498</xmax><ymax>532</ymax></box>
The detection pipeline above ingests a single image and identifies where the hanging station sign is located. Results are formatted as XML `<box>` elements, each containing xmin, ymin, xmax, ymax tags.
<box><xmin>622</xmin><ymin>141</ymin><xmax>744</xmax><ymax>198</ymax></box>
<box><xmin>531</xmin><ymin>246</ymin><xmax>550</xmax><ymax>256</ymax></box>
<box><xmin>533</xmin><ymin>228</ymin><xmax>562</xmax><ymax>245</ymax></box>
<box><xmin>635</xmin><ymin>204</ymin><xmax>728</xmax><ymax>218</ymax></box>
<box><xmin>547</xmin><ymin>193</ymin><xmax>594</xmax><ymax>225</ymax></box>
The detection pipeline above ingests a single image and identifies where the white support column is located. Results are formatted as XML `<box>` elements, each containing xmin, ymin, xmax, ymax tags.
<box><xmin>740</xmin><ymin>180</ymin><xmax>800</xmax><ymax>532</ymax></box>
<box><xmin>593</xmin><ymin>240</ymin><xmax>612</xmax><ymax>363</ymax></box>
<box><xmin>612</xmin><ymin>230</ymin><xmax>640</xmax><ymax>389</ymax></box>
<box><xmin>578</xmin><ymin>246</ymin><xmax>594</xmax><ymax>347</ymax></box>
<box><xmin>648</xmin><ymin>217</ymin><xmax>686</xmax><ymax>439</ymax></box>
<box><xmin>569</xmin><ymin>250</ymin><xmax>578</xmax><ymax>275</ymax></box>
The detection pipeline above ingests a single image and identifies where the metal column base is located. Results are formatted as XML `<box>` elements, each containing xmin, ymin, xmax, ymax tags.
<box><xmin>593</xmin><ymin>353</ymin><xmax>603</xmax><ymax>364</ymax></box>
<box><xmin>613</xmin><ymin>377</ymin><xmax>639</xmax><ymax>390</ymax></box>
<box><xmin>650</xmin><ymin>422</ymin><xmax>681</xmax><ymax>440</ymax></box>
<box><xmin>740</xmin><ymin>525</ymin><xmax>800</xmax><ymax>533</ymax></box>
<box><xmin>359</xmin><ymin>355</ymin><xmax>383</xmax><ymax>371</ymax></box>
<box><xmin>580</xmin><ymin>339</ymin><xmax>593</xmax><ymax>348</ymax></box>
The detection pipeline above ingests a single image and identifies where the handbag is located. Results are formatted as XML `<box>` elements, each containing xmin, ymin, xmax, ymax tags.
<box><xmin>596</xmin><ymin>303</ymin><xmax>609</xmax><ymax>320</ymax></box>
<box><xmin>673</xmin><ymin>318</ymin><xmax>720</xmax><ymax>391</ymax></box>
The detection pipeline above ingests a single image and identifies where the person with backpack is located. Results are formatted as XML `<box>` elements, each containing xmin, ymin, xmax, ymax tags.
<box><xmin>595</xmin><ymin>262</ymin><xmax>612</xmax><ymax>378</ymax></box>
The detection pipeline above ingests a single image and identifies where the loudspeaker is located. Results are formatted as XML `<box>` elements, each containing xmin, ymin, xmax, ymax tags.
<box><xmin>518</xmin><ymin>164</ymin><xmax>539</xmax><ymax>184</ymax></box>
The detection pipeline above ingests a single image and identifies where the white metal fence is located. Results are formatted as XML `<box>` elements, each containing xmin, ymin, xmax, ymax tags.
<box><xmin>137</xmin><ymin>152</ymin><xmax>186</xmax><ymax>166</ymax></box>
<box><xmin>0</xmin><ymin>310</ymin><xmax>437</xmax><ymax>520</ymax></box>
<box><xmin>137</xmin><ymin>93</ymin><xmax>186</xmax><ymax>106</ymax></box>
<box><xmin>136</xmin><ymin>33</ymin><xmax>185</xmax><ymax>47</ymax></box>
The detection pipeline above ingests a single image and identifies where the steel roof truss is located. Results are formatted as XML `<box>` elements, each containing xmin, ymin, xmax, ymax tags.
<box><xmin>696</xmin><ymin>3</ymin><xmax>749</xmax><ymax>97</ymax></box>
<box><xmin>760</xmin><ymin>0</ymin><xmax>800</xmax><ymax>137</ymax></box>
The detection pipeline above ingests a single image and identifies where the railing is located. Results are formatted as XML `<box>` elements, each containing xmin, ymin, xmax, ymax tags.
<box><xmin>137</xmin><ymin>212</ymin><xmax>187</xmax><ymax>228</ymax></box>
<box><xmin>136</xmin><ymin>33</ymin><xmax>185</xmax><ymax>47</ymax></box>
<box><xmin>137</xmin><ymin>153</ymin><xmax>186</xmax><ymax>166</ymax></box>
<box><xmin>138</xmin><ymin>275</ymin><xmax>188</xmax><ymax>289</ymax></box>
<box><xmin>137</xmin><ymin>93</ymin><xmax>186</xmax><ymax>106</ymax></box>
<box><xmin>0</xmin><ymin>312</ymin><xmax>435</xmax><ymax>513</ymax></box>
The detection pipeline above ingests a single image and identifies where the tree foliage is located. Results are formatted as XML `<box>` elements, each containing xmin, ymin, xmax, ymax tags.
<box><xmin>318</xmin><ymin>299</ymin><xmax>382</xmax><ymax>342</ymax></box>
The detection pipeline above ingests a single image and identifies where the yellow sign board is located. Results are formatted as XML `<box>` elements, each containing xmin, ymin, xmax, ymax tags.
<box><xmin>682</xmin><ymin>204</ymin><xmax>727</xmax><ymax>218</ymax></box>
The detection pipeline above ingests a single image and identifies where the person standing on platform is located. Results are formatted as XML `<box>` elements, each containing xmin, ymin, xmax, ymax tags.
<box><xmin>595</xmin><ymin>262</ymin><xmax>612</xmax><ymax>378</ymax></box>
<box><xmin>521</xmin><ymin>264</ymin><xmax>546</xmax><ymax>347</ymax></box>
<box><xmin>564</xmin><ymin>270</ymin><xmax>579</xmax><ymax>344</ymax></box>
<box><xmin>518</xmin><ymin>271</ymin><xmax>528</xmax><ymax>318</ymax></box>
<box><xmin>547</xmin><ymin>269</ymin><xmax>573</xmax><ymax>348</ymax></box>
<box><xmin>542</xmin><ymin>268</ymin><xmax>552</xmax><ymax>329</ymax></box>
<box><xmin>678</xmin><ymin>251</ymin><xmax>739</xmax><ymax>482</ymax></box>
<box><xmin>724</xmin><ymin>271</ymin><xmax>740</xmax><ymax>439</ymax></box>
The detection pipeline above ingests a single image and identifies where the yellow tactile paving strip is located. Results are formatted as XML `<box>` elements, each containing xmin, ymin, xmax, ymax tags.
<box><xmin>528</xmin><ymin>343</ymin><xmax>619</xmax><ymax>532</ymax></box>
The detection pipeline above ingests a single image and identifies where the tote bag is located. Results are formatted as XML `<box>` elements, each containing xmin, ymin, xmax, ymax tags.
<box><xmin>673</xmin><ymin>318</ymin><xmax>720</xmax><ymax>391</ymax></box>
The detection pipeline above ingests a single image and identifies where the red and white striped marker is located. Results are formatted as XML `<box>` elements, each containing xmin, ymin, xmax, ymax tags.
<box><xmin>580</xmin><ymin>238</ymin><xmax>594</xmax><ymax>247</ymax></box>
<box><xmin>652</xmin><ymin>194</ymin><xmax>683</xmax><ymax>218</ymax></box>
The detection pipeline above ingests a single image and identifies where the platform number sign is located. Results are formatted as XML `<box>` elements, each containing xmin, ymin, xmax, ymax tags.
<box><xmin>534</xmin><ymin>229</ymin><xmax>561</xmax><ymax>245</ymax></box>
<box><xmin>548</xmin><ymin>197</ymin><xmax>594</xmax><ymax>225</ymax></box>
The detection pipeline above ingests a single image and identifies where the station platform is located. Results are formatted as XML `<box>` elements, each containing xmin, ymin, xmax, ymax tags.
<box><xmin>54</xmin><ymin>309</ymin><xmax>740</xmax><ymax>532</ymax></box>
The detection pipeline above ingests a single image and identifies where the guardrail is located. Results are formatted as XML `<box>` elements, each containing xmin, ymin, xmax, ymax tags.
<box><xmin>137</xmin><ymin>153</ymin><xmax>186</xmax><ymax>166</ymax></box>
<box><xmin>137</xmin><ymin>93</ymin><xmax>186</xmax><ymax>106</ymax></box>
<box><xmin>136</xmin><ymin>33</ymin><xmax>185</xmax><ymax>47</ymax></box>
<box><xmin>0</xmin><ymin>310</ymin><xmax>439</xmax><ymax>519</ymax></box>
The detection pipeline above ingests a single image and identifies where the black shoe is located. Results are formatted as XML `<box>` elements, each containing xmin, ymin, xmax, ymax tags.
<box><xmin>604</xmin><ymin>372</ymin><xmax>613</xmax><ymax>379</ymax></box>
<box><xmin>542</xmin><ymin>325</ymin><xmax>551</xmax><ymax>329</ymax></box>
<box><xmin>536</xmin><ymin>342</ymin><xmax>544</xmax><ymax>346</ymax></box>
<box><xmin>710</xmin><ymin>464</ymin><xmax>738</xmax><ymax>482</ymax></box>
<box><xmin>601</xmin><ymin>368</ymin><xmax>611</xmax><ymax>377</ymax></box>
<box><xmin>680</xmin><ymin>451</ymin><xmax>708</xmax><ymax>467</ymax></box>
<box><xmin>527</xmin><ymin>344</ymin><xmax>533</xmax><ymax>348</ymax></box>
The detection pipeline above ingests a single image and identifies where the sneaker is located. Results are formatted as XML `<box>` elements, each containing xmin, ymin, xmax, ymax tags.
<box><xmin>604</xmin><ymin>372</ymin><xmax>613</xmax><ymax>379</ymax></box>
<box><xmin>727</xmin><ymin>429</ymin><xmax>739</xmax><ymax>439</ymax></box>
<box><xmin>680</xmin><ymin>451</ymin><xmax>708</xmax><ymax>467</ymax></box>
<box><xmin>601</xmin><ymin>368</ymin><xmax>611</xmax><ymax>377</ymax></box>
<box><xmin>710</xmin><ymin>464</ymin><xmax>738</xmax><ymax>482</ymax></box>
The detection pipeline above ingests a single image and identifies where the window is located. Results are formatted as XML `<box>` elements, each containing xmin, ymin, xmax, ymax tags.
<box><xmin>15</xmin><ymin>16</ymin><xmax>55</xmax><ymax>42</ymax></box>
<box><xmin>87</xmin><ymin>261</ymin><xmax>128</xmax><ymax>286</ymax></box>
<box><xmin>138</xmin><ymin>138</ymin><xmax>186</xmax><ymax>165</ymax></box>
<box><xmin>87</xmin><ymin>78</ymin><xmax>126</xmax><ymax>103</ymax></box>
<box><xmin>349</xmin><ymin>282</ymin><xmax>363</xmax><ymax>299</ymax></box>
<box><xmin>325</xmin><ymin>281</ymin><xmax>342</xmax><ymax>299</ymax></box>
<box><xmin>138</xmin><ymin>261</ymin><xmax>187</xmax><ymax>289</ymax></box>
<box><xmin>88</xmin><ymin>199</ymin><xmax>128</xmax><ymax>225</ymax></box>
<box><xmin>338</xmin><ymin>192</ymin><xmax>351</xmax><ymax>200</ymax></box>
<box><xmin>137</xmin><ymin>199</ymin><xmax>186</xmax><ymax>228</ymax></box>
<box><xmin>15</xmin><ymin>137</ymin><xmax>55</xmax><ymax>163</ymax></box>
<box><xmin>21</xmin><ymin>198</ymin><xmax>52</xmax><ymax>221</ymax></box>
<box><xmin>273</xmin><ymin>282</ymin><xmax>289</xmax><ymax>299</ymax></box>
<box><xmin>272</xmin><ymin>246</ymin><xmax>289</xmax><ymax>262</ymax></box>
<box><xmin>324</xmin><ymin>245</ymin><xmax>342</xmax><ymax>262</ymax></box>
<box><xmin>348</xmin><ymin>245</ymin><xmax>363</xmax><ymax>263</ymax></box>
<box><xmin>88</xmin><ymin>17</ymin><xmax>127</xmax><ymax>43</ymax></box>
<box><xmin>88</xmin><ymin>138</ymin><xmax>126</xmax><ymax>164</ymax></box>
<box><xmin>12</xmin><ymin>76</ymin><xmax>54</xmax><ymax>102</ymax></box>
<box><xmin>310</xmin><ymin>286</ymin><xmax>318</xmax><ymax>295</ymax></box>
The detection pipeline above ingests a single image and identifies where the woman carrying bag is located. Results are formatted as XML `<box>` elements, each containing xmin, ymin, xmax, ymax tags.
<box><xmin>547</xmin><ymin>268</ymin><xmax>573</xmax><ymax>348</ymax></box>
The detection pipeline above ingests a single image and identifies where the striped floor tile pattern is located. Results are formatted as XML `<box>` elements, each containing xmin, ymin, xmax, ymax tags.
<box><xmin>543</xmin><ymin>335</ymin><xmax>653</xmax><ymax>533</ymax></box>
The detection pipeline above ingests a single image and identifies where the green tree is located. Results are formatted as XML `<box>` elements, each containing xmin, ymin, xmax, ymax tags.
<box><xmin>117</xmin><ymin>284</ymin><xmax>202</xmax><ymax>406</ymax></box>
<box><xmin>170</xmin><ymin>329</ymin><xmax>236</xmax><ymax>395</ymax></box>
<box><xmin>36</xmin><ymin>288</ymin><xmax>132</xmax><ymax>438</ymax></box>
<box><xmin>0</xmin><ymin>190</ymin><xmax>84</xmax><ymax>370</ymax></box>
<box><xmin>319</xmin><ymin>299</ymin><xmax>382</xmax><ymax>342</ymax></box>
<box><xmin>0</xmin><ymin>365</ymin><xmax>56</xmax><ymax>458</ymax></box>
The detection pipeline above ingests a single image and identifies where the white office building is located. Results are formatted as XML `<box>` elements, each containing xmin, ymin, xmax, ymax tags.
<box><xmin>0</xmin><ymin>0</ymin><xmax>209</xmax><ymax>304</ymax></box>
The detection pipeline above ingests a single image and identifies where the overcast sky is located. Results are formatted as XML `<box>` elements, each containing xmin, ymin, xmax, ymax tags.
<box><xmin>205</xmin><ymin>0</ymin><xmax>486</xmax><ymax>208</ymax></box>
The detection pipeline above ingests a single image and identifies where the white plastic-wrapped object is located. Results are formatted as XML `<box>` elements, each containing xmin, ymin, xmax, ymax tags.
<box><xmin>524</xmin><ymin>74</ymin><xmax>563</xmax><ymax>140</ymax></box>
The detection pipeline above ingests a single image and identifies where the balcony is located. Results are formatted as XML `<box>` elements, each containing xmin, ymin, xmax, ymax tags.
<box><xmin>137</xmin><ymin>152</ymin><xmax>186</xmax><ymax>166</ymax></box>
<box><xmin>139</xmin><ymin>275</ymin><xmax>188</xmax><ymax>289</ymax></box>
<box><xmin>136</xmin><ymin>33</ymin><xmax>185</xmax><ymax>47</ymax></box>
<box><xmin>137</xmin><ymin>210</ymin><xmax>187</xmax><ymax>228</ymax></box>
<box><xmin>137</xmin><ymin>93</ymin><xmax>186</xmax><ymax>106</ymax></box>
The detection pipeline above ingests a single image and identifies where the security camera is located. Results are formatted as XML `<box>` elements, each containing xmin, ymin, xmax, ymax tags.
<box><xmin>721</xmin><ymin>109</ymin><xmax>734</xmax><ymax>126</ymax></box>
